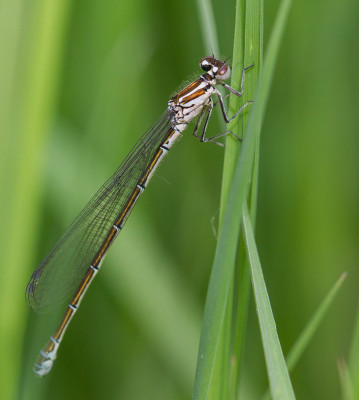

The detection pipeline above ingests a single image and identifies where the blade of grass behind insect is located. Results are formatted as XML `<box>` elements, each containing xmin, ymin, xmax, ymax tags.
<box><xmin>286</xmin><ymin>273</ymin><xmax>347</xmax><ymax>372</ymax></box>
<box><xmin>349</xmin><ymin>300</ymin><xmax>359</xmax><ymax>398</ymax></box>
<box><xmin>211</xmin><ymin>0</ymin><xmax>263</xmax><ymax>397</ymax></box>
<box><xmin>195</xmin><ymin>0</ymin><xmax>220</xmax><ymax>57</ymax></box>
<box><xmin>338</xmin><ymin>358</ymin><xmax>355</xmax><ymax>400</ymax></box>
<box><xmin>196</xmin><ymin>1</ymin><xmax>248</xmax><ymax>398</ymax></box>
<box><xmin>226</xmin><ymin>2</ymin><xmax>263</xmax><ymax>398</ymax></box>
<box><xmin>193</xmin><ymin>0</ymin><xmax>292</xmax><ymax>396</ymax></box>
<box><xmin>261</xmin><ymin>272</ymin><xmax>347</xmax><ymax>400</ymax></box>
<box><xmin>195</xmin><ymin>2</ymin><xmax>231</xmax><ymax>397</ymax></box>
<box><xmin>242</xmin><ymin>204</ymin><xmax>295</xmax><ymax>399</ymax></box>
<box><xmin>221</xmin><ymin>0</ymin><xmax>262</xmax><ymax>203</ymax></box>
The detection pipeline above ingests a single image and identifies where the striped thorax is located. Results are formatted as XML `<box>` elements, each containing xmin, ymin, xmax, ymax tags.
<box><xmin>169</xmin><ymin>56</ymin><xmax>231</xmax><ymax>133</ymax></box>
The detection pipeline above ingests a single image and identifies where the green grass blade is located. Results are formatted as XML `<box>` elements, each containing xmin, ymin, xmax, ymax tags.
<box><xmin>338</xmin><ymin>358</ymin><xmax>355</xmax><ymax>400</ymax></box>
<box><xmin>193</xmin><ymin>0</ymin><xmax>292</xmax><ymax>397</ymax></box>
<box><xmin>195</xmin><ymin>0</ymin><xmax>220</xmax><ymax>56</ymax></box>
<box><xmin>196</xmin><ymin>1</ymin><xmax>236</xmax><ymax>398</ymax></box>
<box><xmin>221</xmin><ymin>0</ymin><xmax>262</xmax><ymax>207</ymax></box>
<box><xmin>195</xmin><ymin>2</ymin><xmax>226</xmax><ymax>396</ymax></box>
<box><xmin>262</xmin><ymin>273</ymin><xmax>347</xmax><ymax>400</ymax></box>
<box><xmin>225</xmin><ymin>1</ymin><xmax>263</xmax><ymax>398</ymax></box>
<box><xmin>192</xmin><ymin>81</ymin><xmax>259</xmax><ymax>398</ymax></box>
<box><xmin>349</xmin><ymin>299</ymin><xmax>359</xmax><ymax>397</ymax></box>
<box><xmin>286</xmin><ymin>273</ymin><xmax>347</xmax><ymax>371</ymax></box>
<box><xmin>242</xmin><ymin>204</ymin><xmax>295</xmax><ymax>400</ymax></box>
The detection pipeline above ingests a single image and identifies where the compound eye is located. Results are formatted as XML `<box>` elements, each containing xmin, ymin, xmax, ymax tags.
<box><xmin>217</xmin><ymin>64</ymin><xmax>230</xmax><ymax>80</ymax></box>
<box><xmin>201</xmin><ymin>61</ymin><xmax>212</xmax><ymax>72</ymax></box>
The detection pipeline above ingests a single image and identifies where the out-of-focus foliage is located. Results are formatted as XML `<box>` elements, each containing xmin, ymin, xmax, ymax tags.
<box><xmin>0</xmin><ymin>0</ymin><xmax>358</xmax><ymax>399</ymax></box>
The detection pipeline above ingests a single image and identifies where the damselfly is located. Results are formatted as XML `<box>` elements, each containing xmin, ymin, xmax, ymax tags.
<box><xmin>26</xmin><ymin>56</ymin><xmax>253</xmax><ymax>376</ymax></box>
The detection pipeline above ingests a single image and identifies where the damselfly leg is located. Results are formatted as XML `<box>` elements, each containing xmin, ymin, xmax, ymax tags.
<box><xmin>193</xmin><ymin>64</ymin><xmax>254</xmax><ymax>146</ymax></box>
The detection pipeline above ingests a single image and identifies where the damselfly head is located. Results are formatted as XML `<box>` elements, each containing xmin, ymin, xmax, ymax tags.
<box><xmin>200</xmin><ymin>57</ymin><xmax>231</xmax><ymax>81</ymax></box>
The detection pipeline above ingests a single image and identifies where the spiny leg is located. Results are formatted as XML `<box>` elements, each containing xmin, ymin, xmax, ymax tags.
<box><xmin>221</xmin><ymin>63</ymin><xmax>254</xmax><ymax>98</ymax></box>
<box><xmin>216</xmin><ymin>63</ymin><xmax>254</xmax><ymax>123</ymax></box>
<box><xmin>194</xmin><ymin>64</ymin><xmax>254</xmax><ymax>145</ymax></box>
<box><xmin>193</xmin><ymin>99</ymin><xmax>242</xmax><ymax>147</ymax></box>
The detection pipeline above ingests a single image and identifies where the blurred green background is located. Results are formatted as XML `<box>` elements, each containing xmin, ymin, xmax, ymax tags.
<box><xmin>0</xmin><ymin>0</ymin><xmax>358</xmax><ymax>399</ymax></box>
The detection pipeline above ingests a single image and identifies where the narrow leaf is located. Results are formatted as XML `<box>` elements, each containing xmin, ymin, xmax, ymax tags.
<box><xmin>242</xmin><ymin>204</ymin><xmax>295</xmax><ymax>400</ymax></box>
<box><xmin>338</xmin><ymin>358</ymin><xmax>355</xmax><ymax>400</ymax></box>
<box><xmin>193</xmin><ymin>0</ymin><xmax>292</xmax><ymax>397</ymax></box>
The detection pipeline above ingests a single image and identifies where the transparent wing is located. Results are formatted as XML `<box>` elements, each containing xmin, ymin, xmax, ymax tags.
<box><xmin>26</xmin><ymin>110</ymin><xmax>175</xmax><ymax>312</ymax></box>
